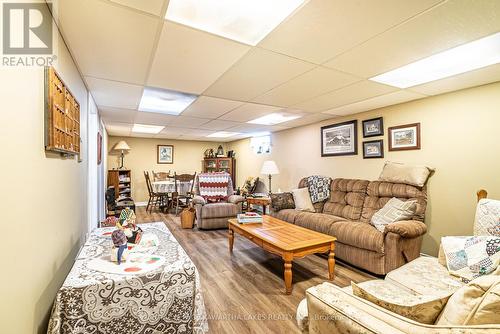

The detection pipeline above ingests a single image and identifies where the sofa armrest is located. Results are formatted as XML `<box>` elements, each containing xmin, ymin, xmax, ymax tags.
<box><xmin>228</xmin><ymin>195</ymin><xmax>245</xmax><ymax>205</ymax></box>
<box><xmin>384</xmin><ymin>220</ymin><xmax>427</xmax><ymax>238</ymax></box>
<box><xmin>192</xmin><ymin>195</ymin><xmax>206</xmax><ymax>205</ymax></box>
<box><xmin>305</xmin><ymin>282</ymin><xmax>500</xmax><ymax>334</ymax></box>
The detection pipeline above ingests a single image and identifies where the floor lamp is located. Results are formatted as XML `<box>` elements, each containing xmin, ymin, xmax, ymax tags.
<box><xmin>260</xmin><ymin>160</ymin><xmax>279</xmax><ymax>196</ymax></box>
<box><xmin>114</xmin><ymin>140</ymin><xmax>130</xmax><ymax>169</ymax></box>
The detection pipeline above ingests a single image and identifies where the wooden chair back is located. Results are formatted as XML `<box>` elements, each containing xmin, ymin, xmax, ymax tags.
<box><xmin>174</xmin><ymin>172</ymin><xmax>197</xmax><ymax>196</ymax></box>
<box><xmin>144</xmin><ymin>171</ymin><xmax>154</xmax><ymax>195</ymax></box>
<box><xmin>153</xmin><ymin>171</ymin><xmax>171</xmax><ymax>181</ymax></box>
<box><xmin>477</xmin><ymin>189</ymin><xmax>488</xmax><ymax>202</ymax></box>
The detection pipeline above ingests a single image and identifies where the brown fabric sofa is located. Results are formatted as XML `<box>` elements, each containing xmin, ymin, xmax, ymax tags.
<box><xmin>271</xmin><ymin>178</ymin><xmax>427</xmax><ymax>275</ymax></box>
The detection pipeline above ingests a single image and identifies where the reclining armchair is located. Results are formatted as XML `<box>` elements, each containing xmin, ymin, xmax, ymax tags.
<box><xmin>192</xmin><ymin>174</ymin><xmax>245</xmax><ymax>229</ymax></box>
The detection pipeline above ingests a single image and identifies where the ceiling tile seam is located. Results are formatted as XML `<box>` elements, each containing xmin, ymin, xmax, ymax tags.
<box><xmin>316</xmin><ymin>89</ymin><xmax>405</xmax><ymax>113</ymax></box>
<box><xmin>289</xmin><ymin>78</ymin><xmax>367</xmax><ymax>109</ymax></box>
<box><xmin>99</xmin><ymin>0</ymin><xmax>164</xmax><ymax>18</ymax></box>
<box><xmin>84</xmin><ymin>74</ymin><xmax>146</xmax><ymax>87</ymax></box>
<box><xmin>96</xmin><ymin>104</ymin><xmax>140</xmax><ymax>111</ymax></box>
<box><xmin>320</xmin><ymin>0</ymin><xmax>448</xmax><ymax>70</ymax></box>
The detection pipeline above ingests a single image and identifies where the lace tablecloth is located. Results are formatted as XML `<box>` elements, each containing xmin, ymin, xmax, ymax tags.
<box><xmin>152</xmin><ymin>181</ymin><xmax>192</xmax><ymax>194</ymax></box>
<box><xmin>47</xmin><ymin>222</ymin><xmax>208</xmax><ymax>334</ymax></box>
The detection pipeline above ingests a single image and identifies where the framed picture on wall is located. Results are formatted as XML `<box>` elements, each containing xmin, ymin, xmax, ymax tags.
<box><xmin>321</xmin><ymin>120</ymin><xmax>358</xmax><ymax>157</ymax></box>
<box><xmin>157</xmin><ymin>145</ymin><xmax>174</xmax><ymax>164</ymax></box>
<box><xmin>363</xmin><ymin>140</ymin><xmax>384</xmax><ymax>159</ymax></box>
<box><xmin>97</xmin><ymin>132</ymin><xmax>102</xmax><ymax>165</ymax></box>
<box><xmin>362</xmin><ymin>117</ymin><xmax>384</xmax><ymax>137</ymax></box>
<box><xmin>388</xmin><ymin>123</ymin><xmax>421</xmax><ymax>151</ymax></box>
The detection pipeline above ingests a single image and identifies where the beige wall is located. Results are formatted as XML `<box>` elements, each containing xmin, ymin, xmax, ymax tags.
<box><xmin>229</xmin><ymin>82</ymin><xmax>500</xmax><ymax>256</ymax></box>
<box><xmin>107</xmin><ymin>137</ymin><xmax>226</xmax><ymax>202</ymax></box>
<box><xmin>0</xmin><ymin>13</ymin><xmax>91</xmax><ymax>334</ymax></box>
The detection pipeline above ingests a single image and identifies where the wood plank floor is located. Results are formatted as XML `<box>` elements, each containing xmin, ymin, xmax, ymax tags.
<box><xmin>135</xmin><ymin>207</ymin><xmax>375</xmax><ymax>334</ymax></box>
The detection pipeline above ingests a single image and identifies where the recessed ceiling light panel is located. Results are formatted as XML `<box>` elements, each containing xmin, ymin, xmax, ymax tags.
<box><xmin>139</xmin><ymin>87</ymin><xmax>197</xmax><ymax>115</ymax></box>
<box><xmin>165</xmin><ymin>0</ymin><xmax>306</xmax><ymax>46</ymax></box>
<box><xmin>370</xmin><ymin>32</ymin><xmax>500</xmax><ymax>88</ymax></box>
<box><xmin>207</xmin><ymin>131</ymin><xmax>240</xmax><ymax>138</ymax></box>
<box><xmin>132</xmin><ymin>124</ymin><xmax>164</xmax><ymax>134</ymax></box>
<box><xmin>247</xmin><ymin>113</ymin><xmax>301</xmax><ymax>125</ymax></box>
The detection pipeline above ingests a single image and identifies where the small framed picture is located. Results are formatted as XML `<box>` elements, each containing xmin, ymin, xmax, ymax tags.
<box><xmin>157</xmin><ymin>145</ymin><xmax>174</xmax><ymax>164</ymax></box>
<box><xmin>388</xmin><ymin>123</ymin><xmax>421</xmax><ymax>151</ymax></box>
<box><xmin>362</xmin><ymin>117</ymin><xmax>384</xmax><ymax>137</ymax></box>
<box><xmin>321</xmin><ymin>120</ymin><xmax>358</xmax><ymax>157</ymax></box>
<box><xmin>363</xmin><ymin>140</ymin><xmax>384</xmax><ymax>159</ymax></box>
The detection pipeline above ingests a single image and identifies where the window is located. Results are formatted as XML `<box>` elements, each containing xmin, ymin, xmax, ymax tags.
<box><xmin>250</xmin><ymin>135</ymin><xmax>271</xmax><ymax>154</ymax></box>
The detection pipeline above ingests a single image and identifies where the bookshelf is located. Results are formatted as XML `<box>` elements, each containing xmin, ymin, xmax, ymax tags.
<box><xmin>108</xmin><ymin>170</ymin><xmax>132</xmax><ymax>201</ymax></box>
<box><xmin>44</xmin><ymin>66</ymin><xmax>80</xmax><ymax>156</ymax></box>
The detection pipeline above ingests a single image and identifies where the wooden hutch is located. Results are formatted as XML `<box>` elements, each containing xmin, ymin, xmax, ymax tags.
<box><xmin>202</xmin><ymin>157</ymin><xmax>236</xmax><ymax>187</ymax></box>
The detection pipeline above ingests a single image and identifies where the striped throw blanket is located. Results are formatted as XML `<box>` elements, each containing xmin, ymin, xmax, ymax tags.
<box><xmin>198</xmin><ymin>172</ymin><xmax>230</xmax><ymax>202</ymax></box>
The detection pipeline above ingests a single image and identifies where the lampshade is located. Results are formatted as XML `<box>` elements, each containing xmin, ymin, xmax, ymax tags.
<box><xmin>260</xmin><ymin>160</ymin><xmax>279</xmax><ymax>175</ymax></box>
<box><xmin>114</xmin><ymin>140</ymin><xmax>130</xmax><ymax>151</ymax></box>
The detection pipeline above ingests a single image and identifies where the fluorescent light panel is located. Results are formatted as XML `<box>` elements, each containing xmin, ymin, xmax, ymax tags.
<box><xmin>207</xmin><ymin>131</ymin><xmax>240</xmax><ymax>138</ymax></box>
<box><xmin>132</xmin><ymin>124</ymin><xmax>164</xmax><ymax>134</ymax></box>
<box><xmin>370</xmin><ymin>32</ymin><xmax>500</xmax><ymax>88</ymax></box>
<box><xmin>139</xmin><ymin>87</ymin><xmax>197</xmax><ymax>115</ymax></box>
<box><xmin>247</xmin><ymin>113</ymin><xmax>301</xmax><ymax>125</ymax></box>
<box><xmin>165</xmin><ymin>0</ymin><xmax>306</xmax><ymax>46</ymax></box>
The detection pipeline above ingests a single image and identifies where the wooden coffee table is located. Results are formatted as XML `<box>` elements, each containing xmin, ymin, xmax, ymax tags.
<box><xmin>228</xmin><ymin>215</ymin><xmax>336</xmax><ymax>294</ymax></box>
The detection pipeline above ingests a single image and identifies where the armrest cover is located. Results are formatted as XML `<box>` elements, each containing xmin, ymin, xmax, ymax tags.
<box><xmin>192</xmin><ymin>195</ymin><xmax>206</xmax><ymax>205</ymax></box>
<box><xmin>384</xmin><ymin>220</ymin><xmax>427</xmax><ymax>238</ymax></box>
<box><xmin>228</xmin><ymin>195</ymin><xmax>245</xmax><ymax>204</ymax></box>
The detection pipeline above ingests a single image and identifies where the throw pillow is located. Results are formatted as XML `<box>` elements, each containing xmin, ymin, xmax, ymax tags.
<box><xmin>371</xmin><ymin>197</ymin><xmax>417</xmax><ymax>232</ymax></box>
<box><xmin>436</xmin><ymin>275</ymin><xmax>500</xmax><ymax>325</ymax></box>
<box><xmin>292</xmin><ymin>188</ymin><xmax>315</xmax><ymax>212</ymax></box>
<box><xmin>306</xmin><ymin>175</ymin><xmax>332</xmax><ymax>203</ymax></box>
<box><xmin>379</xmin><ymin>161</ymin><xmax>434</xmax><ymax>187</ymax></box>
<box><xmin>351</xmin><ymin>281</ymin><xmax>451</xmax><ymax>325</ymax></box>
<box><xmin>474</xmin><ymin>198</ymin><xmax>500</xmax><ymax>237</ymax></box>
<box><xmin>270</xmin><ymin>192</ymin><xmax>295</xmax><ymax>211</ymax></box>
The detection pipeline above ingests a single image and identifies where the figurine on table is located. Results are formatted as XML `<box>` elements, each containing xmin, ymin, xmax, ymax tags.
<box><xmin>111</xmin><ymin>229</ymin><xmax>128</xmax><ymax>265</ymax></box>
<box><xmin>117</xmin><ymin>208</ymin><xmax>142</xmax><ymax>244</ymax></box>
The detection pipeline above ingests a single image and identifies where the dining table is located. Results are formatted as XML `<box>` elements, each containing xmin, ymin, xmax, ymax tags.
<box><xmin>152</xmin><ymin>180</ymin><xmax>193</xmax><ymax>195</ymax></box>
<box><xmin>47</xmin><ymin>222</ymin><xmax>208</xmax><ymax>334</ymax></box>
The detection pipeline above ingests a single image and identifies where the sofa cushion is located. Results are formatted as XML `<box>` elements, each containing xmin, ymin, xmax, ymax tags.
<box><xmin>351</xmin><ymin>281</ymin><xmax>450</xmax><ymax>324</ymax></box>
<box><xmin>378</xmin><ymin>161</ymin><xmax>434</xmax><ymax>187</ymax></box>
<box><xmin>331</xmin><ymin>221</ymin><xmax>384</xmax><ymax>253</ymax></box>
<box><xmin>294</xmin><ymin>212</ymin><xmax>345</xmax><ymax>235</ymax></box>
<box><xmin>436</xmin><ymin>275</ymin><xmax>500</xmax><ymax>325</ymax></box>
<box><xmin>386</xmin><ymin>256</ymin><xmax>464</xmax><ymax>296</ymax></box>
<box><xmin>270</xmin><ymin>192</ymin><xmax>295</xmax><ymax>211</ymax></box>
<box><xmin>271</xmin><ymin>209</ymin><xmax>301</xmax><ymax>224</ymax></box>
<box><xmin>322</xmin><ymin>178</ymin><xmax>369</xmax><ymax>220</ymax></box>
<box><xmin>292</xmin><ymin>188</ymin><xmax>315</xmax><ymax>212</ymax></box>
<box><xmin>201</xmin><ymin>202</ymin><xmax>239</xmax><ymax>219</ymax></box>
<box><xmin>361</xmin><ymin>181</ymin><xmax>427</xmax><ymax>223</ymax></box>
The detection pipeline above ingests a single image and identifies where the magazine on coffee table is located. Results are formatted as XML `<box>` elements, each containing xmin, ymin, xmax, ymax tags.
<box><xmin>237</xmin><ymin>212</ymin><xmax>263</xmax><ymax>224</ymax></box>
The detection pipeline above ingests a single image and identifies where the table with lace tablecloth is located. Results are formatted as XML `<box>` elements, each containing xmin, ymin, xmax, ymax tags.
<box><xmin>47</xmin><ymin>222</ymin><xmax>208</xmax><ymax>334</ymax></box>
<box><xmin>152</xmin><ymin>180</ymin><xmax>193</xmax><ymax>194</ymax></box>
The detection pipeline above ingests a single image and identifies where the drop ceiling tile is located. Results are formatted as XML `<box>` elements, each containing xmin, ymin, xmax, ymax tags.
<box><xmin>148</xmin><ymin>22</ymin><xmax>250</xmax><ymax>94</ymax></box>
<box><xmin>154</xmin><ymin>133</ymin><xmax>182</xmax><ymax>139</ymax></box>
<box><xmin>204</xmin><ymin>48</ymin><xmax>315</xmax><ymax>101</ymax></box>
<box><xmin>323</xmin><ymin>90</ymin><xmax>426</xmax><ymax>116</ymax></box>
<box><xmin>325</xmin><ymin>0</ymin><xmax>500</xmax><ymax>78</ymax></box>
<box><xmin>181</xmin><ymin>96</ymin><xmax>243</xmax><ymax>119</ymax></box>
<box><xmin>168</xmin><ymin>116</ymin><xmax>212</xmax><ymax>128</ymax></box>
<box><xmin>280</xmin><ymin>113</ymin><xmax>337</xmax><ymax>128</ymax></box>
<box><xmin>109</xmin><ymin>0</ymin><xmax>166</xmax><ymax>16</ymax></box>
<box><xmin>86</xmin><ymin>77</ymin><xmax>143</xmax><ymax>109</ymax></box>
<box><xmin>409</xmin><ymin>63</ymin><xmax>500</xmax><ymax>96</ymax></box>
<box><xmin>158</xmin><ymin>127</ymin><xmax>194</xmax><ymax>135</ymax></box>
<box><xmin>219</xmin><ymin>102</ymin><xmax>283</xmax><ymax>122</ymax></box>
<box><xmin>294</xmin><ymin>80</ymin><xmax>397</xmax><ymax>112</ymax></box>
<box><xmin>197</xmin><ymin>120</ymin><xmax>241</xmax><ymax>131</ymax></box>
<box><xmin>253</xmin><ymin>67</ymin><xmax>361</xmax><ymax>107</ymax></box>
<box><xmin>134</xmin><ymin>111</ymin><xmax>177</xmax><ymax>126</ymax></box>
<box><xmin>58</xmin><ymin>0</ymin><xmax>160</xmax><ymax>84</ymax></box>
<box><xmin>105</xmin><ymin>122</ymin><xmax>133</xmax><ymax>135</ymax></box>
<box><xmin>130</xmin><ymin>133</ymin><xmax>157</xmax><ymax>138</ymax></box>
<box><xmin>99</xmin><ymin>107</ymin><xmax>137</xmax><ymax>123</ymax></box>
<box><xmin>259</xmin><ymin>0</ymin><xmax>442</xmax><ymax>64</ymax></box>
<box><xmin>225</xmin><ymin>123</ymin><xmax>265</xmax><ymax>133</ymax></box>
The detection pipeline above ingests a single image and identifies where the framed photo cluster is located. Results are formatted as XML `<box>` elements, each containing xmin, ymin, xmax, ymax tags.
<box><xmin>321</xmin><ymin>117</ymin><xmax>421</xmax><ymax>159</ymax></box>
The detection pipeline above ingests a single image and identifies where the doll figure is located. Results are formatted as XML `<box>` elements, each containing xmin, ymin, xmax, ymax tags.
<box><xmin>111</xmin><ymin>229</ymin><xmax>128</xmax><ymax>264</ymax></box>
<box><xmin>117</xmin><ymin>208</ymin><xmax>142</xmax><ymax>244</ymax></box>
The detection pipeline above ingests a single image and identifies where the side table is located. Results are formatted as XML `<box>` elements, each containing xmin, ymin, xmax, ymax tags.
<box><xmin>246</xmin><ymin>197</ymin><xmax>271</xmax><ymax>214</ymax></box>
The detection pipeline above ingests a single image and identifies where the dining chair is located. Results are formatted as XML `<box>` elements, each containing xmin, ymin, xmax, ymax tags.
<box><xmin>152</xmin><ymin>171</ymin><xmax>171</xmax><ymax>182</ymax></box>
<box><xmin>173</xmin><ymin>172</ymin><xmax>197</xmax><ymax>215</ymax></box>
<box><xmin>144</xmin><ymin>171</ymin><xmax>168</xmax><ymax>212</ymax></box>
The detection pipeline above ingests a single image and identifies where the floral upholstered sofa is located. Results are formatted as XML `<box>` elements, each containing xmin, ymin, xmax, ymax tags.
<box><xmin>297</xmin><ymin>190</ymin><xmax>500</xmax><ymax>334</ymax></box>
<box><xmin>271</xmin><ymin>178</ymin><xmax>428</xmax><ymax>275</ymax></box>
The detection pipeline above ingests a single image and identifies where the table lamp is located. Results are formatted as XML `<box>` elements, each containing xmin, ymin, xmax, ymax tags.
<box><xmin>260</xmin><ymin>160</ymin><xmax>279</xmax><ymax>195</ymax></box>
<box><xmin>114</xmin><ymin>140</ymin><xmax>130</xmax><ymax>169</ymax></box>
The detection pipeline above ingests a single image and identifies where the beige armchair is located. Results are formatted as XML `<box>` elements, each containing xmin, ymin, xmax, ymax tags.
<box><xmin>193</xmin><ymin>174</ymin><xmax>245</xmax><ymax>229</ymax></box>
